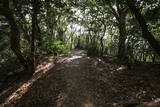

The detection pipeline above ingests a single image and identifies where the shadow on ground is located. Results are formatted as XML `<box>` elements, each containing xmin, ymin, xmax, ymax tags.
<box><xmin>1</xmin><ymin>49</ymin><xmax>160</xmax><ymax>107</ymax></box>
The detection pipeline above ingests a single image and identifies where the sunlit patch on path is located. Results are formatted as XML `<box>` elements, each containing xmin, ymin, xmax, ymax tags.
<box><xmin>1</xmin><ymin>56</ymin><xmax>55</xmax><ymax>106</ymax></box>
<box><xmin>1</xmin><ymin>50</ymin><xmax>160</xmax><ymax>107</ymax></box>
<box><xmin>57</xmin><ymin>50</ymin><xmax>87</xmax><ymax>63</ymax></box>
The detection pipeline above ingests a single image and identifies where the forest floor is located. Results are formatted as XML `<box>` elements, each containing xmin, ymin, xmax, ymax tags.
<box><xmin>0</xmin><ymin>49</ymin><xmax>160</xmax><ymax>107</ymax></box>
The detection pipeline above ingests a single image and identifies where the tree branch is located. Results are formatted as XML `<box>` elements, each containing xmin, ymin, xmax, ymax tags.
<box><xmin>126</xmin><ymin>0</ymin><xmax>160</xmax><ymax>56</ymax></box>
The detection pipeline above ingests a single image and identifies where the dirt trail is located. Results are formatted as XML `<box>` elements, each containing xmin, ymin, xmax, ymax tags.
<box><xmin>1</xmin><ymin>49</ymin><xmax>160</xmax><ymax>107</ymax></box>
<box><xmin>55</xmin><ymin>50</ymin><xmax>109</xmax><ymax>107</ymax></box>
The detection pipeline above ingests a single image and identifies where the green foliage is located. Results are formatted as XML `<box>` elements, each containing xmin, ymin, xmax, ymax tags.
<box><xmin>20</xmin><ymin>40</ymin><xmax>31</xmax><ymax>56</ymax></box>
<box><xmin>0</xmin><ymin>0</ymin><xmax>160</xmax><ymax>75</ymax></box>
<box><xmin>0</xmin><ymin>53</ymin><xmax>21</xmax><ymax>72</ymax></box>
<box><xmin>41</xmin><ymin>34</ymin><xmax>69</xmax><ymax>55</ymax></box>
<box><xmin>0</xmin><ymin>40</ymin><xmax>9</xmax><ymax>52</ymax></box>
<box><xmin>52</xmin><ymin>40</ymin><xmax>69</xmax><ymax>54</ymax></box>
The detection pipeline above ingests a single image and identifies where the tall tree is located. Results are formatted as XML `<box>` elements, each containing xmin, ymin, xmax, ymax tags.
<box><xmin>0</xmin><ymin>0</ymin><xmax>41</xmax><ymax>74</ymax></box>
<box><xmin>126</xmin><ymin>0</ymin><xmax>160</xmax><ymax>57</ymax></box>
<box><xmin>29</xmin><ymin>0</ymin><xmax>40</xmax><ymax>73</ymax></box>
<box><xmin>106</xmin><ymin>0</ymin><xmax>129</xmax><ymax>59</ymax></box>
<box><xmin>0</xmin><ymin>0</ymin><xmax>29</xmax><ymax>70</ymax></box>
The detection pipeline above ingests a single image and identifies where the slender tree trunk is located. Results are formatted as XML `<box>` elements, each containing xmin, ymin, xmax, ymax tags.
<box><xmin>57</xmin><ymin>28</ymin><xmax>64</xmax><ymax>42</ymax></box>
<box><xmin>86</xmin><ymin>35</ymin><xmax>89</xmax><ymax>47</ymax></box>
<box><xmin>37</xmin><ymin>21</ymin><xmax>42</xmax><ymax>47</ymax></box>
<box><xmin>117</xmin><ymin>11</ymin><xmax>127</xmax><ymax>59</ymax></box>
<box><xmin>100</xmin><ymin>24</ymin><xmax>106</xmax><ymax>56</ymax></box>
<box><xmin>107</xmin><ymin>1</ymin><xmax>128</xmax><ymax>59</ymax></box>
<box><xmin>1</xmin><ymin>0</ymin><xmax>40</xmax><ymax>74</ymax></box>
<box><xmin>126</xmin><ymin>1</ymin><xmax>160</xmax><ymax>57</ymax></box>
<box><xmin>1</xmin><ymin>1</ymin><xmax>28</xmax><ymax>71</ymax></box>
<box><xmin>70</xmin><ymin>34</ymin><xmax>73</xmax><ymax>49</ymax></box>
<box><xmin>29</xmin><ymin>0</ymin><xmax>39</xmax><ymax>74</ymax></box>
<box><xmin>6</xmin><ymin>12</ymin><xmax>28</xmax><ymax>69</ymax></box>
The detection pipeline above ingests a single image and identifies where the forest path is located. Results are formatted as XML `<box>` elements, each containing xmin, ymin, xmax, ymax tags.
<box><xmin>39</xmin><ymin>49</ymin><xmax>112</xmax><ymax>107</ymax></box>
<box><xmin>2</xmin><ymin>49</ymin><xmax>160</xmax><ymax>107</ymax></box>
<box><xmin>54</xmin><ymin>49</ymin><xmax>109</xmax><ymax>107</ymax></box>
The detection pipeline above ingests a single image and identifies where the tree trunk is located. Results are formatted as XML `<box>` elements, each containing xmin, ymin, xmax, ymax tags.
<box><xmin>107</xmin><ymin>1</ymin><xmax>128</xmax><ymax>59</ymax></box>
<box><xmin>29</xmin><ymin>0</ymin><xmax>39</xmax><ymax>74</ymax></box>
<box><xmin>126</xmin><ymin>1</ymin><xmax>160</xmax><ymax>57</ymax></box>
<box><xmin>117</xmin><ymin>11</ymin><xmax>127</xmax><ymax>59</ymax></box>
<box><xmin>7</xmin><ymin>13</ymin><xmax>28</xmax><ymax>69</ymax></box>
<box><xmin>0</xmin><ymin>0</ymin><xmax>39</xmax><ymax>74</ymax></box>
<box><xmin>36</xmin><ymin>21</ymin><xmax>42</xmax><ymax>47</ymax></box>
<box><xmin>57</xmin><ymin>28</ymin><xmax>65</xmax><ymax>42</ymax></box>
<box><xmin>1</xmin><ymin>1</ymin><xmax>28</xmax><ymax>71</ymax></box>
<box><xmin>100</xmin><ymin>24</ymin><xmax>106</xmax><ymax>56</ymax></box>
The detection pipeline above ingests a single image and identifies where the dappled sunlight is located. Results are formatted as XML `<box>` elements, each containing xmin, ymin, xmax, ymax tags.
<box><xmin>57</xmin><ymin>50</ymin><xmax>87</xmax><ymax>63</ymax></box>
<box><xmin>116</xmin><ymin>66</ymin><xmax>127</xmax><ymax>71</ymax></box>
<box><xmin>0</xmin><ymin>85</ymin><xmax>14</xmax><ymax>97</ymax></box>
<box><xmin>1</xmin><ymin>56</ymin><xmax>55</xmax><ymax>106</ymax></box>
<box><xmin>57</xmin><ymin>55</ymin><xmax>83</xmax><ymax>63</ymax></box>
<box><xmin>137</xmin><ymin>98</ymin><xmax>160</xmax><ymax>107</ymax></box>
<box><xmin>56</xmin><ymin>92</ymin><xmax>68</xmax><ymax>107</ymax></box>
<box><xmin>82</xmin><ymin>99</ymin><xmax>95</xmax><ymax>107</ymax></box>
<box><xmin>1</xmin><ymin>50</ymin><xmax>160</xmax><ymax>106</ymax></box>
<box><xmin>36</xmin><ymin>56</ymin><xmax>55</xmax><ymax>73</ymax></box>
<box><xmin>154</xmin><ymin>99</ymin><xmax>160</xmax><ymax>103</ymax></box>
<box><xmin>66</xmin><ymin>55</ymin><xmax>83</xmax><ymax>62</ymax></box>
<box><xmin>55</xmin><ymin>92</ymin><xmax>95</xmax><ymax>107</ymax></box>
<box><xmin>0</xmin><ymin>0</ymin><xmax>160</xmax><ymax>106</ymax></box>
<box><xmin>66</xmin><ymin>50</ymin><xmax>87</xmax><ymax>62</ymax></box>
